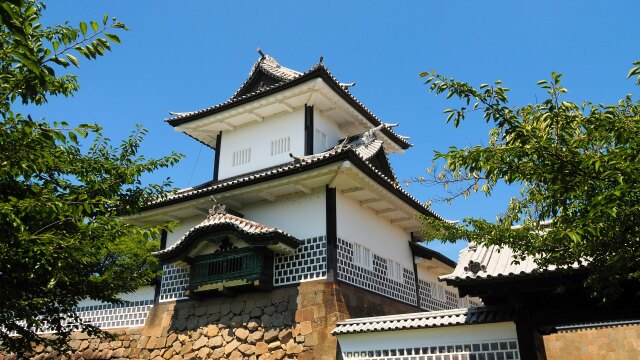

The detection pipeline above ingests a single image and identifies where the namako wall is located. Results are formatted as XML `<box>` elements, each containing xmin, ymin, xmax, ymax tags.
<box><xmin>4</xmin><ymin>281</ymin><xmax>418</xmax><ymax>360</ymax></box>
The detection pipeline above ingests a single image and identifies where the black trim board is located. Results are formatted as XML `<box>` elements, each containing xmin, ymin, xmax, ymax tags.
<box><xmin>326</xmin><ymin>186</ymin><xmax>337</xmax><ymax>281</ymax></box>
<box><xmin>213</xmin><ymin>131</ymin><xmax>222</xmax><ymax>181</ymax></box>
<box><xmin>304</xmin><ymin>105</ymin><xmax>314</xmax><ymax>155</ymax></box>
<box><xmin>154</xmin><ymin>229</ymin><xmax>169</xmax><ymax>305</ymax></box>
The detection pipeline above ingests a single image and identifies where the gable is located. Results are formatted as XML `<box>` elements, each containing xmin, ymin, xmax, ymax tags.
<box><xmin>233</xmin><ymin>70</ymin><xmax>284</xmax><ymax>99</ymax></box>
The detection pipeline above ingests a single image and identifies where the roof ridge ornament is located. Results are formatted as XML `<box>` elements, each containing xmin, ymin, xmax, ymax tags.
<box><xmin>208</xmin><ymin>196</ymin><xmax>227</xmax><ymax>216</ymax></box>
<box><xmin>257</xmin><ymin>47</ymin><xmax>265</xmax><ymax>59</ymax></box>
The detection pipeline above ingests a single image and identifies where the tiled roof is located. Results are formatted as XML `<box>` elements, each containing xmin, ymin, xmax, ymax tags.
<box><xmin>332</xmin><ymin>307</ymin><xmax>515</xmax><ymax>335</ymax></box>
<box><xmin>165</xmin><ymin>53</ymin><xmax>412</xmax><ymax>149</ymax></box>
<box><xmin>409</xmin><ymin>242</ymin><xmax>457</xmax><ymax>269</ymax></box>
<box><xmin>153</xmin><ymin>205</ymin><xmax>300</xmax><ymax>259</ymax></box>
<box><xmin>439</xmin><ymin>243</ymin><xmax>584</xmax><ymax>284</ymax></box>
<box><xmin>145</xmin><ymin>132</ymin><xmax>443</xmax><ymax>221</ymax></box>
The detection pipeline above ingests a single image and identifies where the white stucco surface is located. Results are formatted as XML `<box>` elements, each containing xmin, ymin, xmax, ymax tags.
<box><xmin>218</xmin><ymin>109</ymin><xmax>304</xmax><ymax>179</ymax></box>
<box><xmin>336</xmin><ymin>191</ymin><xmax>412</xmax><ymax>268</ymax></box>
<box><xmin>76</xmin><ymin>285</ymin><xmax>155</xmax><ymax>307</ymax></box>
<box><xmin>242</xmin><ymin>190</ymin><xmax>326</xmax><ymax>239</ymax></box>
<box><xmin>166</xmin><ymin>215</ymin><xmax>207</xmax><ymax>249</ymax></box>
<box><xmin>336</xmin><ymin>322</ymin><xmax>518</xmax><ymax>352</ymax></box>
<box><xmin>314</xmin><ymin>109</ymin><xmax>346</xmax><ymax>153</ymax></box>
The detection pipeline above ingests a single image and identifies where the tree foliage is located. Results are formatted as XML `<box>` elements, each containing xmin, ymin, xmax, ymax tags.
<box><xmin>418</xmin><ymin>61</ymin><xmax>640</xmax><ymax>300</ymax></box>
<box><xmin>0</xmin><ymin>0</ymin><xmax>182</xmax><ymax>354</ymax></box>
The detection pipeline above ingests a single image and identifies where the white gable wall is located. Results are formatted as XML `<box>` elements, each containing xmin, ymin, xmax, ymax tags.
<box><xmin>218</xmin><ymin>109</ymin><xmax>305</xmax><ymax>180</ymax></box>
<box><xmin>336</xmin><ymin>191</ymin><xmax>412</xmax><ymax>269</ymax></box>
<box><xmin>166</xmin><ymin>214</ymin><xmax>206</xmax><ymax>249</ymax></box>
<box><xmin>241</xmin><ymin>190</ymin><xmax>326</xmax><ymax>239</ymax></box>
<box><xmin>314</xmin><ymin>109</ymin><xmax>347</xmax><ymax>153</ymax></box>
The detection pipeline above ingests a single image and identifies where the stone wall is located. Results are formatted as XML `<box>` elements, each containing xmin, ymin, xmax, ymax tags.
<box><xmin>5</xmin><ymin>280</ymin><xmax>419</xmax><ymax>360</ymax></box>
<box><xmin>544</xmin><ymin>323</ymin><xmax>640</xmax><ymax>360</ymax></box>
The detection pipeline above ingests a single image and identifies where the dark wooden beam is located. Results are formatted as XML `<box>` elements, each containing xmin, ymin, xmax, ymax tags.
<box><xmin>304</xmin><ymin>105</ymin><xmax>314</xmax><ymax>155</ymax></box>
<box><xmin>154</xmin><ymin>229</ymin><xmax>168</xmax><ymax>305</ymax></box>
<box><xmin>326</xmin><ymin>186</ymin><xmax>337</xmax><ymax>281</ymax></box>
<box><xmin>411</xmin><ymin>246</ymin><xmax>421</xmax><ymax>309</ymax></box>
<box><xmin>213</xmin><ymin>131</ymin><xmax>222</xmax><ymax>181</ymax></box>
<box><xmin>515</xmin><ymin>310</ymin><xmax>548</xmax><ymax>360</ymax></box>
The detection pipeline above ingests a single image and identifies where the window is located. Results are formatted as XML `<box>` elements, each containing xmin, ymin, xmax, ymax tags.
<box><xmin>431</xmin><ymin>283</ymin><xmax>446</xmax><ymax>301</ymax></box>
<box><xmin>270</xmin><ymin>136</ymin><xmax>290</xmax><ymax>156</ymax></box>
<box><xmin>315</xmin><ymin>129</ymin><xmax>327</xmax><ymax>148</ymax></box>
<box><xmin>232</xmin><ymin>148</ymin><xmax>251</xmax><ymax>166</ymax></box>
<box><xmin>387</xmin><ymin>259</ymin><xmax>403</xmax><ymax>282</ymax></box>
<box><xmin>353</xmin><ymin>243</ymin><xmax>372</xmax><ymax>269</ymax></box>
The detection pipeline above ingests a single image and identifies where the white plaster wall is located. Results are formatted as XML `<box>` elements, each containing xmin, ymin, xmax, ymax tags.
<box><xmin>241</xmin><ymin>190</ymin><xmax>326</xmax><ymax>239</ymax></box>
<box><xmin>416</xmin><ymin>266</ymin><xmax>462</xmax><ymax>299</ymax></box>
<box><xmin>76</xmin><ymin>285</ymin><xmax>155</xmax><ymax>307</ymax></box>
<box><xmin>218</xmin><ymin>109</ymin><xmax>305</xmax><ymax>179</ymax></box>
<box><xmin>337</xmin><ymin>322</ymin><xmax>518</xmax><ymax>353</ymax></box>
<box><xmin>336</xmin><ymin>191</ymin><xmax>413</xmax><ymax>268</ymax></box>
<box><xmin>166</xmin><ymin>215</ymin><xmax>207</xmax><ymax>249</ymax></box>
<box><xmin>314</xmin><ymin>109</ymin><xmax>347</xmax><ymax>153</ymax></box>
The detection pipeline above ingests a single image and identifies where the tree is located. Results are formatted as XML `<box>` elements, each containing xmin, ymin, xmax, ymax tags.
<box><xmin>417</xmin><ymin>61</ymin><xmax>640</xmax><ymax>300</ymax></box>
<box><xmin>0</xmin><ymin>0</ymin><xmax>182</xmax><ymax>355</ymax></box>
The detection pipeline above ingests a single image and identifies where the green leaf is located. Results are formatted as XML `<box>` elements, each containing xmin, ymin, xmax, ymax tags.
<box><xmin>65</xmin><ymin>54</ymin><xmax>79</xmax><ymax>67</ymax></box>
<box><xmin>104</xmin><ymin>33</ymin><xmax>121</xmax><ymax>44</ymax></box>
<box><xmin>79</xmin><ymin>21</ymin><xmax>88</xmax><ymax>36</ymax></box>
<box><xmin>103</xmin><ymin>13</ymin><xmax>109</xmax><ymax>25</ymax></box>
<box><xmin>90</xmin><ymin>21</ymin><xmax>99</xmax><ymax>32</ymax></box>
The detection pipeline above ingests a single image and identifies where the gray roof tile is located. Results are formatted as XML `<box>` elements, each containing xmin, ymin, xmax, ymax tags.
<box><xmin>332</xmin><ymin>307</ymin><xmax>515</xmax><ymax>335</ymax></box>
<box><xmin>439</xmin><ymin>244</ymin><xmax>583</xmax><ymax>283</ymax></box>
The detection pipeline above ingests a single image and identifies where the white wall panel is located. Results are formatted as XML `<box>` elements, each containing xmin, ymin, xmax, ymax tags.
<box><xmin>218</xmin><ymin>109</ymin><xmax>304</xmax><ymax>179</ymax></box>
<box><xmin>336</xmin><ymin>191</ymin><xmax>412</xmax><ymax>268</ymax></box>
<box><xmin>241</xmin><ymin>190</ymin><xmax>326</xmax><ymax>239</ymax></box>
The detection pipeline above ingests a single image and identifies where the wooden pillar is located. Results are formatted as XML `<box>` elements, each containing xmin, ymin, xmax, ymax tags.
<box><xmin>516</xmin><ymin>310</ymin><xmax>548</xmax><ymax>360</ymax></box>
<box><xmin>154</xmin><ymin>229</ymin><xmax>168</xmax><ymax>305</ymax></box>
<box><xmin>325</xmin><ymin>186</ymin><xmax>337</xmax><ymax>282</ymax></box>
<box><xmin>304</xmin><ymin>105</ymin><xmax>314</xmax><ymax>155</ymax></box>
<box><xmin>213</xmin><ymin>131</ymin><xmax>222</xmax><ymax>181</ymax></box>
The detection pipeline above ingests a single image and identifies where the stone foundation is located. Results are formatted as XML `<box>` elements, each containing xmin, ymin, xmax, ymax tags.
<box><xmin>544</xmin><ymin>323</ymin><xmax>640</xmax><ymax>360</ymax></box>
<box><xmin>3</xmin><ymin>280</ymin><xmax>419</xmax><ymax>359</ymax></box>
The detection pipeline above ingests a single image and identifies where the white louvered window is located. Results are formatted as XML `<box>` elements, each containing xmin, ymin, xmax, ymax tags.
<box><xmin>315</xmin><ymin>129</ymin><xmax>327</xmax><ymax>148</ymax></box>
<box><xmin>387</xmin><ymin>259</ymin><xmax>403</xmax><ymax>282</ymax></box>
<box><xmin>270</xmin><ymin>136</ymin><xmax>290</xmax><ymax>156</ymax></box>
<box><xmin>431</xmin><ymin>283</ymin><xmax>446</xmax><ymax>301</ymax></box>
<box><xmin>232</xmin><ymin>148</ymin><xmax>251</xmax><ymax>166</ymax></box>
<box><xmin>353</xmin><ymin>243</ymin><xmax>372</xmax><ymax>270</ymax></box>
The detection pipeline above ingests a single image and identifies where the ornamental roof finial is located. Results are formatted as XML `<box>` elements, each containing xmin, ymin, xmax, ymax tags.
<box><xmin>257</xmin><ymin>47</ymin><xmax>265</xmax><ymax>59</ymax></box>
<box><xmin>319</xmin><ymin>55</ymin><xmax>324</xmax><ymax>64</ymax></box>
<box><xmin>209</xmin><ymin>196</ymin><xmax>227</xmax><ymax>216</ymax></box>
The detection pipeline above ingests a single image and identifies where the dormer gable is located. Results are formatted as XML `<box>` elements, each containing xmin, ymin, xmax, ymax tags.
<box><xmin>231</xmin><ymin>52</ymin><xmax>303</xmax><ymax>100</ymax></box>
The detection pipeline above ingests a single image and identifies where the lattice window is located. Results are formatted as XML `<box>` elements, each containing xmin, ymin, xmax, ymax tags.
<box><xmin>232</xmin><ymin>148</ymin><xmax>251</xmax><ymax>166</ymax></box>
<box><xmin>342</xmin><ymin>340</ymin><xmax>520</xmax><ymax>360</ymax></box>
<box><xmin>159</xmin><ymin>264</ymin><xmax>190</xmax><ymax>302</ymax></box>
<box><xmin>315</xmin><ymin>129</ymin><xmax>327</xmax><ymax>148</ymax></box>
<box><xmin>270</xmin><ymin>137</ymin><xmax>290</xmax><ymax>156</ymax></box>
<box><xmin>274</xmin><ymin>236</ymin><xmax>327</xmax><ymax>286</ymax></box>
<box><xmin>387</xmin><ymin>259</ymin><xmax>403</xmax><ymax>282</ymax></box>
<box><xmin>75</xmin><ymin>300</ymin><xmax>154</xmax><ymax>329</ymax></box>
<box><xmin>337</xmin><ymin>238</ymin><xmax>417</xmax><ymax>305</ymax></box>
<box><xmin>353</xmin><ymin>243</ymin><xmax>373</xmax><ymax>270</ymax></box>
<box><xmin>418</xmin><ymin>278</ymin><xmax>461</xmax><ymax>311</ymax></box>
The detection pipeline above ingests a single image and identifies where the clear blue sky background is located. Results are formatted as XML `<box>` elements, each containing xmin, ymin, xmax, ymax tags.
<box><xmin>25</xmin><ymin>1</ymin><xmax>639</xmax><ymax>260</ymax></box>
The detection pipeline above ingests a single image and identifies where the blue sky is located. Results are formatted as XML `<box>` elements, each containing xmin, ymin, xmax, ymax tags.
<box><xmin>27</xmin><ymin>1</ymin><xmax>639</xmax><ymax>260</ymax></box>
